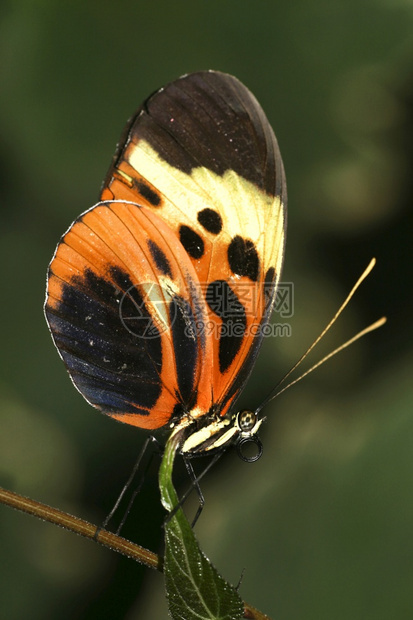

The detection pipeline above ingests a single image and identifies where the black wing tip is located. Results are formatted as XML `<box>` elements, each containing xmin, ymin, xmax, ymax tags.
<box><xmin>103</xmin><ymin>70</ymin><xmax>285</xmax><ymax>200</ymax></box>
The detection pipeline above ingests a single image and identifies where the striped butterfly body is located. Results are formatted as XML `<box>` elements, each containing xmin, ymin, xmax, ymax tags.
<box><xmin>45</xmin><ymin>71</ymin><xmax>287</xmax><ymax>460</ymax></box>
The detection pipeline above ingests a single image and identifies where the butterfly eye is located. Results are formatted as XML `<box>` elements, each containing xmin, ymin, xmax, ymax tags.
<box><xmin>237</xmin><ymin>410</ymin><xmax>258</xmax><ymax>432</ymax></box>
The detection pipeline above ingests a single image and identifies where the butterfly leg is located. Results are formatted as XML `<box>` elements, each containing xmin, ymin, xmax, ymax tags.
<box><xmin>184</xmin><ymin>457</ymin><xmax>205</xmax><ymax>528</ymax></box>
<box><xmin>94</xmin><ymin>435</ymin><xmax>163</xmax><ymax>540</ymax></box>
<box><xmin>164</xmin><ymin>451</ymin><xmax>224</xmax><ymax>528</ymax></box>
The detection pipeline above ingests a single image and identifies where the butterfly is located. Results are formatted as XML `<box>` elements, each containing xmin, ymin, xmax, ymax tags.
<box><xmin>45</xmin><ymin>71</ymin><xmax>287</xmax><ymax>462</ymax></box>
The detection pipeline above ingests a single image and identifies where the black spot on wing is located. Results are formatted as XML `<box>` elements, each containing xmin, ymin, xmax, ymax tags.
<box><xmin>197</xmin><ymin>208</ymin><xmax>223</xmax><ymax>234</ymax></box>
<box><xmin>217</xmin><ymin>266</ymin><xmax>279</xmax><ymax>415</ymax></box>
<box><xmin>169</xmin><ymin>294</ymin><xmax>199</xmax><ymax>404</ymax></box>
<box><xmin>227</xmin><ymin>236</ymin><xmax>259</xmax><ymax>281</ymax></box>
<box><xmin>206</xmin><ymin>280</ymin><xmax>247</xmax><ymax>374</ymax></box>
<box><xmin>179</xmin><ymin>225</ymin><xmax>204</xmax><ymax>259</ymax></box>
<box><xmin>265</xmin><ymin>266</ymin><xmax>276</xmax><ymax>284</ymax></box>
<box><xmin>136</xmin><ymin>180</ymin><xmax>161</xmax><ymax>206</ymax></box>
<box><xmin>264</xmin><ymin>266</ymin><xmax>276</xmax><ymax>310</ymax></box>
<box><xmin>45</xmin><ymin>267</ymin><xmax>163</xmax><ymax>416</ymax></box>
<box><xmin>147</xmin><ymin>239</ymin><xmax>173</xmax><ymax>277</ymax></box>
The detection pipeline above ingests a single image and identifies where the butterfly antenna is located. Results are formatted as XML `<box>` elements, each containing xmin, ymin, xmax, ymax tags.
<box><xmin>255</xmin><ymin>258</ymin><xmax>386</xmax><ymax>414</ymax></box>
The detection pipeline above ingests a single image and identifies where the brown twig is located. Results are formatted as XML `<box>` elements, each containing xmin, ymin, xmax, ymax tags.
<box><xmin>243</xmin><ymin>603</ymin><xmax>272</xmax><ymax>619</ymax></box>
<box><xmin>0</xmin><ymin>486</ymin><xmax>161</xmax><ymax>570</ymax></box>
<box><xmin>1</xmin><ymin>486</ymin><xmax>272</xmax><ymax>619</ymax></box>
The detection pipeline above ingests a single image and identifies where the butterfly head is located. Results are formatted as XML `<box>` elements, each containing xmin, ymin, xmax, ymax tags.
<box><xmin>234</xmin><ymin>410</ymin><xmax>264</xmax><ymax>463</ymax></box>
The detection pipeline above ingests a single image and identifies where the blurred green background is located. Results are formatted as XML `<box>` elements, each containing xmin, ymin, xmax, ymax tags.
<box><xmin>1</xmin><ymin>1</ymin><xmax>412</xmax><ymax>619</ymax></box>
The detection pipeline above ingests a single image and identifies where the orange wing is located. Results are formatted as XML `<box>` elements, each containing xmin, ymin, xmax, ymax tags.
<box><xmin>45</xmin><ymin>200</ymin><xmax>214</xmax><ymax>429</ymax></box>
<box><xmin>100</xmin><ymin>71</ymin><xmax>287</xmax><ymax>419</ymax></box>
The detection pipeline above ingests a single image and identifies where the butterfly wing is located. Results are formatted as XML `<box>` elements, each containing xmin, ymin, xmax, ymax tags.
<box><xmin>45</xmin><ymin>200</ymin><xmax>213</xmax><ymax>429</ymax></box>
<box><xmin>101</xmin><ymin>71</ymin><xmax>287</xmax><ymax>417</ymax></box>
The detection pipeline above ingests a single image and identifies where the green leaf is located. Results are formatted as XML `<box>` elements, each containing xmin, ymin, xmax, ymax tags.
<box><xmin>159</xmin><ymin>433</ymin><xmax>244</xmax><ymax>620</ymax></box>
